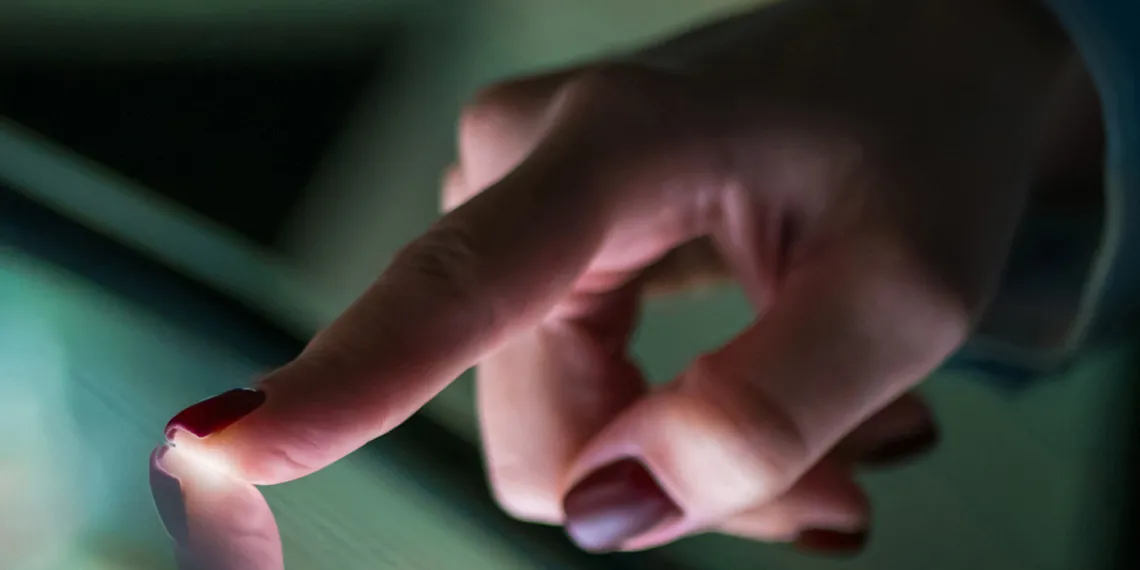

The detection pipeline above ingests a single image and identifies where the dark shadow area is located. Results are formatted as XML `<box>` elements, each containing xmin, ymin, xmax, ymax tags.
<box><xmin>1108</xmin><ymin>340</ymin><xmax>1140</xmax><ymax>570</ymax></box>
<box><xmin>0</xmin><ymin>42</ymin><xmax>392</xmax><ymax>249</ymax></box>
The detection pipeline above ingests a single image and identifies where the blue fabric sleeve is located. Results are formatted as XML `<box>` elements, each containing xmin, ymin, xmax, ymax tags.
<box><xmin>1047</xmin><ymin>0</ymin><xmax>1140</xmax><ymax>343</ymax></box>
<box><xmin>948</xmin><ymin>0</ymin><xmax>1138</xmax><ymax>390</ymax></box>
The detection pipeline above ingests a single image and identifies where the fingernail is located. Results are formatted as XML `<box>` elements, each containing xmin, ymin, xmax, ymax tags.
<box><xmin>165</xmin><ymin>388</ymin><xmax>265</xmax><ymax>440</ymax></box>
<box><xmin>794</xmin><ymin>529</ymin><xmax>868</xmax><ymax>555</ymax></box>
<box><xmin>860</xmin><ymin>427</ymin><xmax>939</xmax><ymax>467</ymax></box>
<box><xmin>562</xmin><ymin>458</ymin><xmax>682</xmax><ymax>553</ymax></box>
<box><xmin>150</xmin><ymin>445</ymin><xmax>189</xmax><ymax>545</ymax></box>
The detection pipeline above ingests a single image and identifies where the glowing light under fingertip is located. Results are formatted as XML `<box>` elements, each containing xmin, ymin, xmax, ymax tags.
<box><xmin>159</xmin><ymin>436</ymin><xmax>242</xmax><ymax>490</ymax></box>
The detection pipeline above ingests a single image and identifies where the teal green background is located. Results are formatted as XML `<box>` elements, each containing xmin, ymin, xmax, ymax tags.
<box><xmin>0</xmin><ymin>1</ymin><xmax>1133</xmax><ymax>568</ymax></box>
<box><xmin>0</xmin><ymin>248</ymin><xmax>1128</xmax><ymax>569</ymax></box>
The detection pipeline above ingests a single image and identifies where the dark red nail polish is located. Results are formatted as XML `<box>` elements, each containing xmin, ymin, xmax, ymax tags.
<box><xmin>165</xmin><ymin>388</ymin><xmax>265</xmax><ymax>440</ymax></box>
<box><xmin>562</xmin><ymin>458</ymin><xmax>682</xmax><ymax>553</ymax></box>
<box><xmin>150</xmin><ymin>445</ymin><xmax>189</xmax><ymax>544</ymax></box>
<box><xmin>860</xmin><ymin>427</ymin><xmax>939</xmax><ymax>467</ymax></box>
<box><xmin>794</xmin><ymin>529</ymin><xmax>868</xmax><ymax>555</ymax></box>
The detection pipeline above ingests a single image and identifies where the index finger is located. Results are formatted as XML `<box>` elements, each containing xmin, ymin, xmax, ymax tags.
<box><xmin>166</xmin><ymin>75</ymin><xmax>686</xmax><ymax>485</ymax></box>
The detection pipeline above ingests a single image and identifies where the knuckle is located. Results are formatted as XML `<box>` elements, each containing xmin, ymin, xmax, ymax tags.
<box><xmin>554</xmin><ymin>63</ymin><xmax>666</xmax><ymax>117</ymax></box>
<box><xmin>390</xmin><ymin>222</ymin><xmax>501</xmax><ymax>330</ymax></box>
<box><xmin>439</xmin><ymin>164</ymin><xmax>468</xmax><ymax>212</ymax></box>
<box><xmin>481</xmin><ymin>435</ymin><xmax>565</xmax><ymax>525</ymax></box>
<box><xmin>553</xmin><ymin>63</ymin><xmax>710</xmax><ymax>161</ymax></box>
<box><xmin>483</xmin><ymin>446</ymin><xmax>563</xmax><ymax>524</ymax></box>
<box><xmin>457</xmin><ymin>77</ymin><xmax>557</xmax><ymax>192</ymax></box>
<box><xmin>685</xmin><ymin>354</ymin><xmax>813</xmax><ymax>489</ymax></box>
<box><xmin>720</xmin><ymin>511</ymin><xmax>800</xmax><ymax>542</ymax></box>
<box><xmin>858</xmin><ymin>236</ymin><xmax>974</xmax><ymax>342</ymax></box>
<box><xmin>487</xmin><ymin>479</ymin><xmax>562</xmax><ymax>525</ymax></box>
<box><xmin>458</xmin><ymin>80</ymin><xmax>539</xmax><ymax>159</ymax></box>
<box><xmin>397</xmin><ymin>224</ymin><xmax>482</xmax><ymax>299</ymax></box>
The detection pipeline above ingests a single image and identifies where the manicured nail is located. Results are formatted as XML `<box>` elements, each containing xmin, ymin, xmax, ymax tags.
<box><xmin>562</xmin><ymin>458</ymin><xmax>682</xmax><ymax>553</ymax></box>
<box><xmin>165</xmin><ymin>388</ymin><xmax>265</xmax><ymax>440</ymax></box>
<box><xmin>150</xmin><ymin>445</ymin><xmax>189</xmax><ymax>545</ymax></box>
<box><xmin>794</xmin><ymin>529</ymin><xmax>868</xmax><ymax>555</ymax></box>
<box><xmin>859</xmin><ymin>427</ymin><xmax>939</xmax><ymax>467</ymax></box>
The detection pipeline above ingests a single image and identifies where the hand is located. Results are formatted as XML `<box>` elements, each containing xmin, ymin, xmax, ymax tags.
<box><xmin>150</xmin><ymin>0</ymin><xmax>1073</xmax><ymax>566</ymax></box>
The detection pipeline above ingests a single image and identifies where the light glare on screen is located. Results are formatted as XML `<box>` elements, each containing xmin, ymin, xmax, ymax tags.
<box><xmin>161</xmin><ymin>434</ymin><xmax>241</xmax><ymax>492</ymax></box>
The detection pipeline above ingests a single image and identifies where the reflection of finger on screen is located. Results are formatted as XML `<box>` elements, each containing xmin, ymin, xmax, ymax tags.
<box><xmin>150</xmin><ymin>444</ymin><xmax>282</xmax><ymax>570</ymax></box>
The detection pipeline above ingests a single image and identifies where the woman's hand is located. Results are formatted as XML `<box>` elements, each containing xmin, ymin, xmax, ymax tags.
<box><xmin>151</xmin><ymin>0</ymin><xmax>1074</xmax><ymax>566</ymax></box>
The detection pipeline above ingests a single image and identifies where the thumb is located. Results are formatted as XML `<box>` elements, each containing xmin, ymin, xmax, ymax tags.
<box><xmin>560</xmin><ymin>241</ymin><xmax>967</xmax><ymax>552</ymax></box>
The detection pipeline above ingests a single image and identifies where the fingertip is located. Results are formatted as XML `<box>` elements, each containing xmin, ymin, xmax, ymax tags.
<box><xmin>441</xmin><ymin>164</ymin><xmax>468</xmax><ymax>212</ymax></box>
<box><xmin>162</xmin><ymin>382</ymin><xmax>322</xmax><ymax>486</ymax></box>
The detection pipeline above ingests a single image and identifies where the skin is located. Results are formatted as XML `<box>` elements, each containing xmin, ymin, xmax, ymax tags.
<box><xmin>151</xmin><ymin>0</ymin><xmax>1092</xmax><ymax>566</ymax></box>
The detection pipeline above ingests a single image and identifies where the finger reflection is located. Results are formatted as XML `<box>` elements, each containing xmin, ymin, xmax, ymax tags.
<box><xmin>150</xmin><ymin>444</ymin><xmax>282</xmax><ymax>570</ymax></box>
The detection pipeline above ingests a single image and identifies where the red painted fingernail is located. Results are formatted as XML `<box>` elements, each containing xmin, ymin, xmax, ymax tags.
<box><xmin>165</xmin><ymin>388</ymin><xmax>265</xmax><ymax>440</ymax></box>
<box><xmin>562</xmin><ymin>458</ymin><xmax>682</xmax><ymax>553</ymax></box>
<box><xmin>794</xmin><ymin>529</ymin><xmax>868</xmax><ymax>555</ymax></box>
<box><xmin>860</xmin><ymin>427</ymin><xmax>939</xmax><ymax>467</ymax></box>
